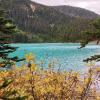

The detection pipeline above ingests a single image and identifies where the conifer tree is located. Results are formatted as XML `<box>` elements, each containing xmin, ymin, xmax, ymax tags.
<box><xmin>80</xmin><ymin>18</ymin><xmax>100</xmax><ymax>62</ymax></box>
<box><xmin>0</xmin><ymin>4</ymin><xmax>26</xmax><ymax>100</ymax></box>
<box><xmin>0</xmin><ymin>6</ymin><xmax>23</xmax><ymax>68</ymax></box>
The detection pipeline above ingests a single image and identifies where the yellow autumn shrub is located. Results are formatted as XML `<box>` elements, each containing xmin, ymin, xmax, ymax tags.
<box><xmin>0</xmin><ymin>53</ymin><xmax>100</xmax><ymax>100</ymax></box>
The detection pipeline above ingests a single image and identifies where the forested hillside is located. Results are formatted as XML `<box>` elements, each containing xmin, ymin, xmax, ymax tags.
<box><xmin>0</xmin><ymin>0</ymin><xmax>99</xmax><ymax>43</ymax></box>
<box><xmin>53</xmin><ymin>6</ymin><xmax>99</xmax><ymax>19</ymax></box>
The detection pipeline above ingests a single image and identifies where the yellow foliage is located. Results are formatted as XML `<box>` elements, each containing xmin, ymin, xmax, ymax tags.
<box><xmin>76</xmin><ymin>85</ymin><xmax>83</xmax><ymax>92</ymax></box>
<box><xmin>25</xmin><ymin>53</ymin><xmax>35</xmax><ymax>62</ymax></box>
<box><xmin>0</xmin><ymin>54</ymin><xmax>100</xmax><ymax>100</ymax></box>
<box><xmin>96</xmin><ymin>96</ymin><xmax>100</xmax><ymax>100</ymax></box>
<box><xmin>95</xmin><ymin>67</ymin><xmax>100</xmax><ymax>72</ymax></box>
<box><xmin>31</xmin><ymin>63</ymin><xmax>37</xmax><ymax>71</ymax></box>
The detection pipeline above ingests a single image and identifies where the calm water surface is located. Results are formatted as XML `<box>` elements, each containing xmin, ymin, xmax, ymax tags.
<box><xmin>9</xmin><ymin>43</ymin><xmax>100</xmax><ymax>72</ymax></box>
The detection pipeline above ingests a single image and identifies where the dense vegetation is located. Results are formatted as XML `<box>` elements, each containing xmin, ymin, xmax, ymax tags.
<box><xmin>0</xmin><ymin>0</ymin><xmax>100</xmax><ymax>100</ymax></box>
<box><xmin>80</xmin><ymin>18</ymin><xmax>100</xmax><ymax>62</ymax></box>
<box><xmin>0</xmin><ymin>6</ymin><xmax>20</xmax><ymax>68</ymax></box>
<box><xmin>0</xmin><ymin>6</ymin><xmax>27</xmax><ymax>99</ymax></box>
<box><xmin>0</xmin><ymin>54</ymin><xmax>100</xmax><ymax>100</ymax></box>
<box><xmin>0</xmin><ymin>0</ymin><xmax>99</xmax><ymax>43</ymax></box>
<box><xmin>0</xmin><ymin>14</ymin><xmax>100</xmax><ymax>99</ymax></box>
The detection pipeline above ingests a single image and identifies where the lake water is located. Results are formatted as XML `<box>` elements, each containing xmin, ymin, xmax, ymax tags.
<box><xmin>9</xmin><ymin>43</ymin><xmax>100</xmax><ymax>72</ymax></box>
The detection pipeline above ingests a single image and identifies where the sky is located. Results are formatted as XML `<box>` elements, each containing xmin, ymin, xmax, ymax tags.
<box><xmin>31</xmin><ymin>0</ymin><xmax>100</xmax><ymax>14</ymax></box>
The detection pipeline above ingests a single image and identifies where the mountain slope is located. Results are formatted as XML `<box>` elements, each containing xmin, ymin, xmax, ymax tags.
<box><xmin>52</xmin><ymin>5</ymin><xmax>99</xmax><ymax>19</ymax></box>
<box><xmin>0</xmin><ymin>0</ymin><xmax>99</xmax><ymax>42</ymax></box>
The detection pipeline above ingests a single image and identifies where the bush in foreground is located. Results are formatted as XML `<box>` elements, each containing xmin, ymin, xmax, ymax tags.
<box><xmin>0</xmin><ymin>54</ymin><xmax>100</xmax><ymax>100</ymax></box>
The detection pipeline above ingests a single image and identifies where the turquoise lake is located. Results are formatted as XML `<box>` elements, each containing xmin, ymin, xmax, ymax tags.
<box><xmin>10</xmin><ymin>43</ymin><xmax>100</xmax><ymax>72</ymax></box>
